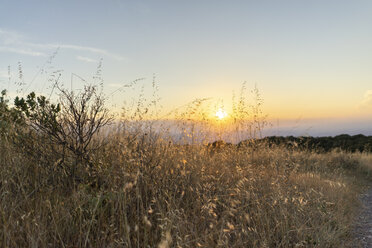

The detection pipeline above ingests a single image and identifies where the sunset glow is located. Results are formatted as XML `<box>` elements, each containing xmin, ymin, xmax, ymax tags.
<box><xmin>215</xmin><ymin>108</ymin><xmax>228</xmax><ymax>120</ymax></box>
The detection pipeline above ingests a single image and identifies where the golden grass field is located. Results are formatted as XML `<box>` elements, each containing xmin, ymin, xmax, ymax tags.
<box><xmin>1</xmin><ymin>135</ymin><xmax>372</xmax><ymax>247</ymax></box>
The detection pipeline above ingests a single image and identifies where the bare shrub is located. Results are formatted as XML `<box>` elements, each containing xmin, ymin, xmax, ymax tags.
<box><xmin>14</xmin><ymin>83</ymin><xmax>113</xmax><ymax>183</ymax></box>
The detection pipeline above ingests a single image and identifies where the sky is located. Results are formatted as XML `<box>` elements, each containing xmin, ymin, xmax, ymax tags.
<box><xmin>0</xmin><ymin>0</ymin><xmax>372</xmax><ymax>136</ymax></box>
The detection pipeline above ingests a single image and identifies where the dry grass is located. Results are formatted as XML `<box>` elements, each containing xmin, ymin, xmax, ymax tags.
<box><xmin>1</xmin><ymin>134</ymin><xmax>371</xmax><ymax>247</ymax></box>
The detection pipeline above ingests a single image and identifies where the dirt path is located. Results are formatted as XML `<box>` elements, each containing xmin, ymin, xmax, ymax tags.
<box><xmin>354</xmin><ymin>188</ymin><xmax>372</xmax><ymax>247</ymax></box>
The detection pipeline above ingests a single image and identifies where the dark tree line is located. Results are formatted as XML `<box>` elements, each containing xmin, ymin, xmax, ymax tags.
<box><xmin>238</xmin><ymin>134</ymin><xmax>372</xmax><ymax>153</ymax></box>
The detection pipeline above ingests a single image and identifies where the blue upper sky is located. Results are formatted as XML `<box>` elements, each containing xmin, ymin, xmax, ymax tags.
<box><xmin>1</xmin><ymin>0</ymin><xmax>372</xmax><ymax>135</ymax></box>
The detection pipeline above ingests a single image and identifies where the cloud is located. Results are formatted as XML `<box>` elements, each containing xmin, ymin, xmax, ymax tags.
<box><xmin>0</xmin><ymin>70</ymin><xmax>9</xmax><ymax>78</ymax></box>
<box><xmin>359</xmin><ymin>90</ymin><xmax>372</xmax><ymax>109</ymax></box>
<box><xmin>58</xmin><ymin>44</ymin><xmax>124</xmax><ymax>61</ymax></box>
<box><xmin>0</xmin><ymin>29</ymin><xmax>46</xmax><ymax>57</ymax></box>
<box><xmin>27</xmin><ymin>42</ymin><xmax>124</xmax><ymax>61</ymax></box>
<box><xmin>0</xmin><ymin>46</ymin><xmax>47</xmax><ymax>57</ymax></box>
<box><xmin>76</xmin><ymin>55</ymin><xmax>98</xmax><ymax>63</ymax></box>
<box><xmin>0</xmin><ymin>28</ymin><xmax>124</xmax><ymax>60</ymax></box>
<box><xmin>108</xmin><ymin>83</ymin><xmax>123</xmax><ymax>87</ymax></box>
<box><xmin>0</xmin><ymin>28</ymin><xmax>23</xmax><ymax>45</ymax></box>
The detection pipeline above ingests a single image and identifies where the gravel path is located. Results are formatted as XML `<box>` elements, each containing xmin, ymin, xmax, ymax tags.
<box><xmin>354</xmin><ymin>188</ymin><xmax>372</xmax><ymax>248</ymax></box>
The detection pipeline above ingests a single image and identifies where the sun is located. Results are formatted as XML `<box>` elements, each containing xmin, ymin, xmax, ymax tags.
<box><xmin>215</xmin><ymin>108</ymin><xmax>228</xmax><ymax>120</ymax></box>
